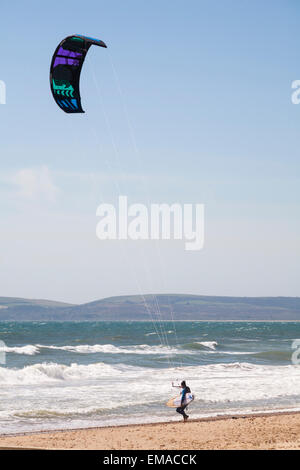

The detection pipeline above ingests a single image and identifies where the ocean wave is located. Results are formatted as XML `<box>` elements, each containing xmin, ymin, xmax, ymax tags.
<box><xmin>0</xmin><ymin>360</ymin><xmax>288</xmax><ymax>387</ymax></box>
<box><xmin>0</xmin><ymin>345</ymin><xmax>39</xmax><ymax>355</ymax></box>
<box><xmin>1</xmin><ymin>342</ymin><xmax>292</xmax><ymax>363</ymax></box>
<box><xmin>196</xmin><ymin>341</ymin><xmax>218</xmax><ymax>350</ymax></box>
<box><xmin>183</xmin><ymin>341</ymin><xmax>218</xmax><ymax>351</ymax></box>
<box><xmin>0</xmin><ymin>361</ymin><xmax>131</xmax><ymax>385</ymax></box>
<box><xmin>0</xmin><ymin>360</ymin><xmax>254</xmax><ymax>386</ymax></box>
<box><xmin>1</xmin><ymin>361</ymin><xmax>300</xmax><ymax>418</ymax></box>
<box><xmin>0</xmin><ymin>343</ymin><xmax>183</xmax><ymax>356</ymax></box>
<box><xmin>38</xmin><ymin>344</ymin><xmax>180</xmax><ymax>355</ymax></box>
<box><xmin>251</xmin><ymin>350</ymin><xmax>293</xmax><ymax>361</ymax></box>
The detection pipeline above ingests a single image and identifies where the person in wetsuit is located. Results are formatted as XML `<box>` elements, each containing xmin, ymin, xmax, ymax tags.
<box><xmin>172</xmin><ymin>380</ymin><xmax>191</xmax><ymax>422</ymax></box>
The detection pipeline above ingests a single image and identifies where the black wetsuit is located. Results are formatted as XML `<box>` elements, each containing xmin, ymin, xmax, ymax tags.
<box><xmin>176</xmin><ymin>386</ymin><xmax>191</xmax><ymax>418</ymax></box>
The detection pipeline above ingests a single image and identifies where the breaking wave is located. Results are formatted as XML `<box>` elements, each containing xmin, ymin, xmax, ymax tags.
<box><xmin>184</xmin><ymin>341</ymin><xmax>218</xmax><ymax>351</ymax></box>
<box><xmin>0</xmin><ymin>343</ymin><xmax>183</xmax><ymax>356</ymax></box>
<box><xmin>0</xmin><ymin>345</ymin><xmax>39</xmax><ymax>355</ymax></box>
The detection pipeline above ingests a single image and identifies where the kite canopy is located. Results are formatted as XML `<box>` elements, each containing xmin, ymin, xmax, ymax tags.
<box><xmin>50</xmin><ymin>34</ymin><xmax>107</xmax><ymax>113</ymax></box>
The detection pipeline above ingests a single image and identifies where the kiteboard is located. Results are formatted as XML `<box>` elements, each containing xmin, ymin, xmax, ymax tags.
<box><xmin>166</xmin><ymin>393</ymin><xmax>194</xmax><ymax>408</ymax></box>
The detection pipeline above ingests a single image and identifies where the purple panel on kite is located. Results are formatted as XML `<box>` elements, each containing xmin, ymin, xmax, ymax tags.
<box><xmin>53</xmin><ymin>57</ymin><xmax>80</xmax><ymax>68</ymax></box>
<box><xmin>57</xmin><ymin>47</ymin><xmax>82</xmax><ymax>58</ymax></box>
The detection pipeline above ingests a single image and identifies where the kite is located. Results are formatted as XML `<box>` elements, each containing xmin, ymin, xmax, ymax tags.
<box><xmin>50</xmin><ymin>34</ymin><xmax>107</xmax><ymax>113</ymax></box>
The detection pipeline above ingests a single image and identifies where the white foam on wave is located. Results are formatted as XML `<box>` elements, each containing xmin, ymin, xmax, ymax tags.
<box><xmin>37</xmin><ymin>343</ymin><xmax>180</xmax><ymax>355</ymax></box>
<box><xmin>195</xmin><ymin>341</ymin><xmax>218</xmax><ymax>350</ymax></box>
<box><xmin>0</xmin><ymin>345</ymin><xmax>39</xmax><ymax>355</ymax></box>
<box><xmin>0</xmin><ymin>361</ymin><xmax>132</xmax><ymax>385</ymax></box>
<box><xmin>2</xmin><ymin>360</ymin><xmax>300</xmax><ymax>435</ymax></box>
<box><xmin>145</xmin><ymin>331</ymin><xmax>173</xmax><ymax>336</ymax></box>
<box><xmin>0</xmin><ymin>360</ymin><xmax>254</xmax><ymax>386</ymax></box>
<box><xmin>0</xmin><ymin>343</ymin><xmax>183</xmax><ymax>356</ymax></box>
<box><xmin>1</xmin><ymin>360</ymin><xmax>300</xmax><ymax>393</ymax></box>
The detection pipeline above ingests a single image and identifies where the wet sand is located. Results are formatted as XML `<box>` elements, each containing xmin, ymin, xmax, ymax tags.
<box><xmin>0</xmin><ymin>411</ymin><xmax>300</xmax><ymax>450</ymax></box>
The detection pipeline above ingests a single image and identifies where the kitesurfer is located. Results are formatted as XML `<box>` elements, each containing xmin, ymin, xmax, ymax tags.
<box><xmin>172</xmin><ymin>380</ymin><xmax>191</xmax><ymax>422</ymax></box>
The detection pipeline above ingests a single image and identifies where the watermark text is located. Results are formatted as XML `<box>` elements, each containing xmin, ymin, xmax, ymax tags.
<box><xmin>0</xmin><ymin>80</ymin><xmax>6</xmax><ymax>105</ymax></box>
<box><xmin>291</xmin><ymin>339</ymin><xmax>300</xmax><ymax>365</ymax></box>
<box><xmin>96</xmin><ymin>196</ymin><xmax>204</xmax><ymax>251</ymax></box>
<box><xmin>0</xmin><ymin>340</ymin><xmax>6</xmax><ymax>365</ymax></box>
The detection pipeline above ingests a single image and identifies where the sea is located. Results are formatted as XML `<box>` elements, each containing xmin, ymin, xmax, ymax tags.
<box><xmin>0</xmin><ymin>321</ymin><xmax>300</xmax><ymax>434</ymax></box>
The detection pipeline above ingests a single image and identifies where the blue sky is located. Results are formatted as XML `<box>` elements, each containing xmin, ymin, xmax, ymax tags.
<box><xmin>0</xmin><ymin>0</ymin><xmax>299</xmax><ymax>303</ymax></box>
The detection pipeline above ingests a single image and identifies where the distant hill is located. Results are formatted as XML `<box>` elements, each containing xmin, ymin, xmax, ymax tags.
<box><xmin>0</xmin><ymin>297</ymin><xmax>74</xmax><ymax>321</ymax></box>
<box><xmin>0</xmin><ymin>294</ymin><xmax>299</xmax><ymax>321</ymax></box>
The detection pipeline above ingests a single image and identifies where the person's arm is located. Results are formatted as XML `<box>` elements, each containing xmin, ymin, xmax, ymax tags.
<box><xmin>172</xmin><ymin>382</ymin><xmax>181</xmax><ymax>388</ymax></box>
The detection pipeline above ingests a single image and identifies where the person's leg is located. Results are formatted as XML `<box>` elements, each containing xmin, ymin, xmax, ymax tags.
<box><xmin>181</xmin><ymin>405</ymin><xmax>189</xmax><ymax>421</ymax></box>
<box><xmin>176</xmin><ymin>406</ymin><xmax>189</xmax><ymax>421</ymax></box>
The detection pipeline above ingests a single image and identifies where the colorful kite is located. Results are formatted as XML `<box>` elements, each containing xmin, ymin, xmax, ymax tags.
<box><xmin>50</xmin><ymin>34</ymin><xmax>107</xmax><ymax>113</ymax></box>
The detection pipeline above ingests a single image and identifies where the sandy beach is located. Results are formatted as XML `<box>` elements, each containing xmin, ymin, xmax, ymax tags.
<box><xmin>0</xmin><ymin>411</ymin><xmax>300</xmax><ymax>450</ymax></box>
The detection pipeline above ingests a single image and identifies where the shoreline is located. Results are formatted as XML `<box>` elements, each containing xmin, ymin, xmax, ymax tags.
<box><xmin>1</xmin><ymin>409</ymin><xmax>300</xmax><ymax>438</ymax></box>
<box><xmin>1</xmin><ymin>410</ymin><xmax>300</xmax><ymax>450</ymax></box>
